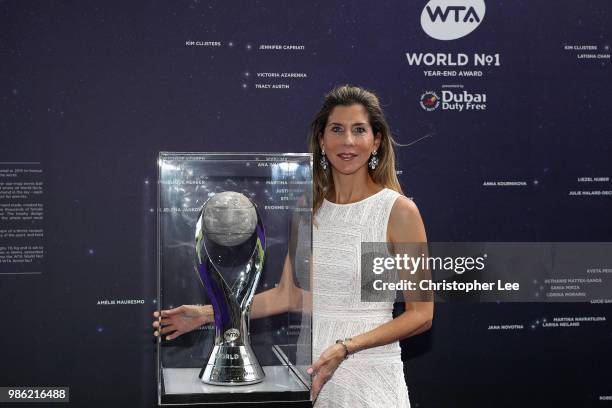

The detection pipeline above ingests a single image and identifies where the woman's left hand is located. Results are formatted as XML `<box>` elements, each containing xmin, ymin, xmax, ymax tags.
<box><xmin>306</xmin><ymin>343</ymin><xmax>347</xmax><ymax>400</ymax></box>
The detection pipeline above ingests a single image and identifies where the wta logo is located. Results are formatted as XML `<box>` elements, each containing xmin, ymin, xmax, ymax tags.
<box><xmin>224</xmin><ymin>328</ymin><xmax>240</xmax><ymax>342</ymax></box>
<box><xmin>421</xmin><ymin>0</ymin><xmax>486</xmax><ymax>41</ymax></box>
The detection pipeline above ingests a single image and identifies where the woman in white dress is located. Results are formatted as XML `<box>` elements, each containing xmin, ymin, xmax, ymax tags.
<box><xmin>154</xmin><ymin>85</ymin><xmax>434</xmax><ymax>407</ymax></box>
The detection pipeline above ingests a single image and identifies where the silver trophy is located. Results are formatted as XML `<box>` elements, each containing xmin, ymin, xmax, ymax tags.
<box><xmin>195</xmin><ymin>191</ymin><xmax>266</xmax><ymax>385</ymax></box>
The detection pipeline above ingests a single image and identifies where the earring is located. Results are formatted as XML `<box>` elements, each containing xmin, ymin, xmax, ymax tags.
<box><xmin>368</xmin><ymin>151</ymin><xmax>378</xmax><ymax>170</ymax></box>
<box><xmin>320</xmin><ymin>149</ymin><xmax>329</xmax><ymax>171</ymax></box>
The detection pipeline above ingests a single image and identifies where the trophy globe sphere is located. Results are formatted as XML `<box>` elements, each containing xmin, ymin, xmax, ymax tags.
<box><xmin>202</xmin><ymin>191</ymin><xmax>258</xmax><ymax>247</ymax></box>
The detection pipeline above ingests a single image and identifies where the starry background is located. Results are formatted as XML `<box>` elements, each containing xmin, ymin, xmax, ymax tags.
<box><xmin>0</xmin><ymin>0</ymin><xmax>611</xmax><ymax>407</ymax></box>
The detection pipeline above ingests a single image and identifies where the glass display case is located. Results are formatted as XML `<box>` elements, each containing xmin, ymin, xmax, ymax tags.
<box><xmin>157</xmin><ymin>152</ymin><xmax>312</xmax><ymax>405</ymax></box>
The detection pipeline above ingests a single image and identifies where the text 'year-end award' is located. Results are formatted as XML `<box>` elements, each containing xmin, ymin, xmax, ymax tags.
<box><xmin>194</xmin><ymin>191</ymin><xmax>266</xmax><ymax>385</ymax></box>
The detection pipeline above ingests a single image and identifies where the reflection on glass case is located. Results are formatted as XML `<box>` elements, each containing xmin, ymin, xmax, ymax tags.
<box><xmin>157</xmin><ymin>152</ymin><xmax>312</xmax><ymax>405</ymax></box>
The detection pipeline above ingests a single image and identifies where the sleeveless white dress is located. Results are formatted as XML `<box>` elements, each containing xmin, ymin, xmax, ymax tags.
<box><xmin>310</xmin><ymin>188</ymin><xmax>411</xmax><ymax>408</ymax></box>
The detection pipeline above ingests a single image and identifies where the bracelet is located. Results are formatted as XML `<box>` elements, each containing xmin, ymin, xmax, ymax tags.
<box><xmin>335</xmin><ymin>338</ymin><xmax>353</xmax><ymax>360</ymax></box>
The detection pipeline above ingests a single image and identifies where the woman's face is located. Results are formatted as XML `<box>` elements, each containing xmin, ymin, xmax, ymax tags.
<box><xmin>319</xmin><ymin>104</ymin><xmax>381</xmax><ymax>176</ymax></box>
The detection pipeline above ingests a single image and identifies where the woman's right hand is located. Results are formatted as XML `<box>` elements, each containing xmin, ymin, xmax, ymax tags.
<box><xmin>152</xmin><ymin>305</ymin><xmax>214</xmax><ymax>340</ymax></box>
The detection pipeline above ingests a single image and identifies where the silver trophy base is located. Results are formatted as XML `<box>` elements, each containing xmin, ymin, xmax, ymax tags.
<box><xmin>200</xmin><ymin>345</ymin><xmax>265</xmax><ymax>386</ymax></box>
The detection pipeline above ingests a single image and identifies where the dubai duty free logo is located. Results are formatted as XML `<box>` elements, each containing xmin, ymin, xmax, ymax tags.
<box><xmin>419</xmin><ymin>89</ymin><xmax>488</xmax><ymax>111</ymax></box>
<box><xmin>421</xmin><ymin>0</ymin><xmax>486</xmax><ymax>40</ymax></box>
<box><xmin>420</xmin><ymin>91</ymin><xmax>440</xmax><ymax>111</ymax></box>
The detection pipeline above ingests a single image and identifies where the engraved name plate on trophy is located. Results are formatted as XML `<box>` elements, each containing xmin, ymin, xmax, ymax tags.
<box><xmin>194</xmin><ymin>191</ymin><xmax>266</xmax><ymax>385</ymax></box>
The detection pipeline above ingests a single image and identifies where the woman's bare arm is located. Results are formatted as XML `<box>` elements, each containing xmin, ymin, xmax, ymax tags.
<box><xmin>345</xmin><ymin>196</ymin><xmax>433</xmax><ymax>353</ymax></box>
<box><xmin>250</xmin><ymin>253</ymin><xmax>305</xmax><ymax>319</ymax></box>
<box><xmin>154</xmin><ymin>251</ymin><xmax>306</xmax><ymax>339</ymax></box>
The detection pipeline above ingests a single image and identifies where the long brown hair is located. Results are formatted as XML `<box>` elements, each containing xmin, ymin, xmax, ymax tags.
<box><xmin>307</xmin><ymin>85</ymin><xmax>403</xmax><ymax>214</ymax></box>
